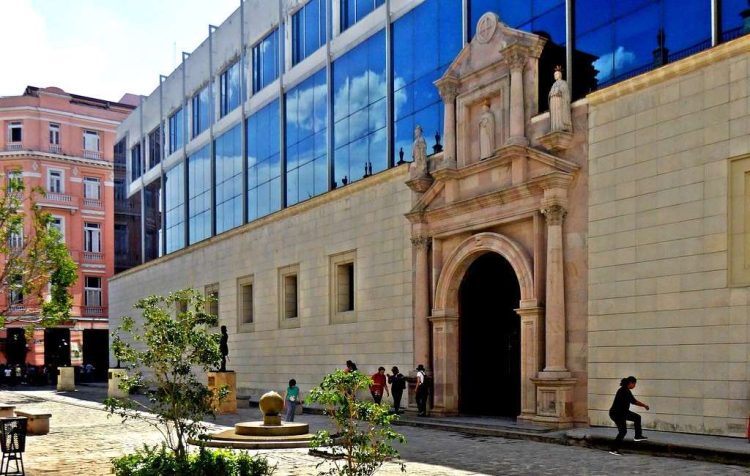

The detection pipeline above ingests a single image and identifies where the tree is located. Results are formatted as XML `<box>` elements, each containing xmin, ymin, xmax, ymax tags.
<box><xmin>0</xmin><ymin>173</ymin><xmax>77</xmax><ymax>328</ymax></box>
<box><xmin>105</xmin><ymin>289</ymin><xmax>226</xmax><ymax>461</ymax></box>
<box><xmin>307</xmin><ymin>369</ymin><xmax>406</xmax><ymax>476</ymax></box>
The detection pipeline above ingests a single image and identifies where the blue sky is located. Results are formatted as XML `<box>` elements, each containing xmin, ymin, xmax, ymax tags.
<box><xmin>0</xmin><ymin>0</ymin><xmax>241</xmax><ymax>101</ymax></box>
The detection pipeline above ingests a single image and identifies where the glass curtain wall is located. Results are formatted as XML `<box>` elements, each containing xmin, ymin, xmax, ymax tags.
<box><xmin>252</xmin><ymin>29</ymin><xmax>280</xmax><ymax>93</ymax></box>
<box><xmin>215</xmin><ymin>124</ymin><xmax>243</xmax><ymax>234</ymax></box>
<box><xmin>188</xmin><ymin>145</ymin><xmax>212</xmax><ymax>244</ymax></box>
<box><xmin>722</xmin><ymin>0</ymin><xmax>750</xmax><ymax>41</ymax></box>
<box><xmin>165</xmin><ymin>162</ymin><xmax>185</xmax><ymax>254</ymax></box>
<box><xmin>332</xmin><ymin>30</ymin><xmax>386</xmax><ymax>188</ymax></box>
<box><xmin>340</xmin><ymin>0</ymin><xmax>385</xmax><ymax>31</ymax></box>
<box><xmin>144</xmin><ymin>179</ymin><xmax>162</xmax><ymax>261</ymax></box>
<box><xmin>286</xmin><ymin>69</ymin><xmax>328</xmax><ymax>206</ymax></box>
<box><xmin>468</xmin><ymin>0</ymin><xmax>566</xmax><ymax>44</ymax></box>
<box><xmin>247</xmin><ymin>99</ymin><xmax>281</xmax><ymax>221</ymax></box>
<box><xmin>292</xmin><ymin>0</ymin><xmax>326</xmax><ymax>65</ymax></box>
<box><xmin>131</xmin><ymin>144</ymin><xmax>142</xmax><ymax>181</ymax></box>
<box><xmin>221</xmin><ymin>61</ymin><xmax>242</xmax><ymax>117</ymax></box>
<box><xmin>393</xmin><ymin>0</ymin><xmax>462</xmax><ymax>161</ymax></box>
<box><xmin>192</xmin><ymin>87</ymin><xmax>210</xmax><ymax>137</ymax></box>
<box><xmin>169</xmin><ymin>108</ymin><xmax>185</xmax><ymax>154</ymax></box>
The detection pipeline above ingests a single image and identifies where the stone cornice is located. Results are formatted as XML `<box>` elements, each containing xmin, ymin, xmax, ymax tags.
<box><xmin>111</xmin><ymin>163</ymin><xmax>410</xmax><ymax>281</ymax></box>
<box><xmin>0</xmin><ymin>151</ymin><xmax>114</xmax><ymax>169</ymax></box>
<box><xmin>588</xmin><ymin>34</ymin><xmax>750</xmax><ymax>106</ymax></box>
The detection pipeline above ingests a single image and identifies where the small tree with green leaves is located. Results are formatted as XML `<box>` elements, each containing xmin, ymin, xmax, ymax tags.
<box><xmin>308</xmin><ymin>369</ymin><xmax>406</xmax><ymax>476</ymax></box>
<box><xmin>105</xmin><ymin>289</ymin><xmax>226</xmax><ymax>462</ymax></box>
<box><xmin>0</xmin><ymin>171</ymin><xmax>77</xmax><ymax>329</ymax></box>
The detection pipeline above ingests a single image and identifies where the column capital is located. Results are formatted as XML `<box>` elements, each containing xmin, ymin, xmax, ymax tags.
<box><xmin>502</xmin><ymin>45</ymin><xmax>528</xmax><ymax>72</ymax></box>
<box><xmin>411</xmin><ymin>235</ymin><xmax>431</xmax><ymax>250</ymax></box>
<box><xmin>541</xmin><ymin>204</ymin><xmax>567</xmax><ymax>225</ymax></box>
<box><xmin>436</xmin><ymin>77</ymin><xmax>460</xmax><ymax>103</ymax></box>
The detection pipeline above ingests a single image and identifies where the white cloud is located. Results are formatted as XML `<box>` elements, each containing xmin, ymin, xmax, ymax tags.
<box><xmin>593</xmin><ymin>46</ymin><xmax>637</xmax><ymax>82</ymax></box>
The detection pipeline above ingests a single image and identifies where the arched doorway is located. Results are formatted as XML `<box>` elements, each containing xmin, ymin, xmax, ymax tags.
<box><xmin>458</xmin><ymin>252</ymin><xmax>521</xmax><ymax>416</ymax></box>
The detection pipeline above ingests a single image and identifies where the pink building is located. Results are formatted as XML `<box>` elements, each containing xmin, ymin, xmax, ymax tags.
<box><xmin>0</xmin><ymin>86</ymin><xmax>135</xmax><ymax>378</ymax></box>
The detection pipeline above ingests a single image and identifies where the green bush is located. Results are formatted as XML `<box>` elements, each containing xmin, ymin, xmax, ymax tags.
<box><xmin>112</xmin><ymin>445</ymin><xmax>275</xmax><ymax>476</ymax></box>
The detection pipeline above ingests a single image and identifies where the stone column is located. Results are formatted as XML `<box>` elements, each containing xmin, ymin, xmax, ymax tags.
<box><xmin>540</xmin><ymin>203</ymin><xmax>569</xmax><ymax>376</ymax></box>
<box><xmin>412</xmin><ymin>236</ymin><xmax>431</xmax><ymax>370</ymax></box>
<box><xmin>515</xmin><ymin>306</ymin><xmax>544</xmax><ymax>420</ymax></box>
<box><xmin>505</xmin><ymin>48</ymin><xmax>529</xmax><ymax>147</ymax></box>
<box><xmin>428</xmin><ymin>313</ymin><xmax>459</xmax><ymax>415</ymax></box>
<box><xmin>437</xmin><ymin>78</ymin><xmax>459</xmax><ymax>169</ymax></box>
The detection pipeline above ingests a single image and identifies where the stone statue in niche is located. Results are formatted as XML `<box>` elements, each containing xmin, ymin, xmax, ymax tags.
<box><xmin>411</xmin><ymin>125</ymin><xmax>428</xmax><ymax>176</ymax></box>
<box><xmin>548</xmin><ymin>66</ymin><xmax>572</xmax><ymax>133</ymax></box>
<box><xmin>478</xmin><ymin>100</ymin><xmax>496</xmax><ymax>159</ymax></box>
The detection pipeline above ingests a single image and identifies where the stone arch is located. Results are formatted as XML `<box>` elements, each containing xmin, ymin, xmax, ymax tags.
<box><xmin>433</xmin><ymin>232</ymin><xmax>535</xmax><ymax>314</ymax></box>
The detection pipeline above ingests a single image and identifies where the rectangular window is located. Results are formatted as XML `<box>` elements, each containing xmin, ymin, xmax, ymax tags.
<box><xmin>165</xmin><ymin>162</ymin><xmax>186</xmax><ymax>253</ymax></box>
<box><xmin>148</xmin><ymin>126</ymin><xmax>162</xmax><ymax>168</ymax></box>
<box><xmin>49</xmin><ymin>123</ymin><xmax>60</xmax><ymax>145</ymax></box>
<box><xmin>169</xmin><ymin>108</ymin><xmax>185</xmax><ymax>154</ymax></box>
<box><xmin>48</xmin><ymin>169</ymin><xmax>63</xmax><ymax>193</ymax></box>
<box><xmin>340</xmin><ymin>0</ymin><xmax>384</xmax><ymax>31</ymax></box>
<box><xmin>6</xmin><ymin>169</ymin><xmax>22</xmax><ymax>193</ymax></box>
<box><xmin>278</xmin><ymin>264</ymin><xmax>300</xmax><ymax>328</ymax></box>
<box><xmin>114</xmin><ymin>179</ymin><xmax>126</xmax><ymax>201</ymax></box>
<box><xmin>83</xmin><ymin>130</ymin><xmax>100</xmax><ymax>151</ymax></box>
<box><xmin>192</xmin><ymin>87</ymin><xmax>210</xmax><ymax>137</ymax></box>
<box><xmin>220</xmin><ymin>61</ymin><xmax>241</xmax><ymax>117</ymax></box>
<box><xmin>330</xmin><ymin>250</ymin><xmax>357</xmax><ymax>323</ymax></box>
<box><xmin>83</xmin><ymin>177</ymin><xmax>100</xmax><ymax>200</ymax></box>
<box><xmin>205</xmin><ymin>284</ymin><xmax>219</xmax><ymax>317</ymax></box>
<box><xmin>131</xmin><ymin>143</ymin><xmax>142</xmax><ymax>181</ymax></box>
<box><xmin>247</xmin><ymin>99</ymin><xmax>281</xmax><ymax>222</ymax></box>
<box><xmin>188</xmin><ymin>145</ymin><xmax>212</xmax><ymax>244</ymax></box>
<box><xmin>215</xmin><ymin>124</ymin><xmax>243</xmax><ymax>234</ymax></box>
<box><xmin>84</xmin><ymin>222</ymin><xmax>102</xmax><ymax>253</ymax></box>
<box><xmin>237</xmin><ymin>276</ymin><xmax>254</xmax><ymax>331</ymax></box>
<box><xmin>252</xmin><ymin>28</ymin><xmax>280</xmax><ymax>93</ymax></box>
<box><xmin>50</xmin><ymin>216</ymin><xmax>64</xmax><ymax>242</ymax></box>
<box><xmin>8</xmin><ymin>230</ymin><xmax>23</xmax><ymax>250</ymax></box>
<box><xmin>8</xmin><ymin>122</ymin><xmax>22</xmax><ymax>143</ymax></box>
<box><xmin>8</xmin><ymin>275</ymin><xmax>23</xmax><ymax>306</ymax></box>
<box><xmin>114</xmin><ymin>223</ymin><xmax>127</xmax><ymax>255</ymax></box>
<box><xmin>292</xmin><ymin>0</ymin><xmax>325</xmax><ymax>65</ymax></box>
<box><xmin>84</xmin><ymin>276</ymin><xmax>102</xmax><ymax>307</ymax></box>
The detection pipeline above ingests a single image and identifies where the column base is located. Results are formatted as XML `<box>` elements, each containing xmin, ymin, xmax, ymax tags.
<box><xmin>530</xmin><ymin>376</ymin><xmax>577</xmax><ymax>427</ymax></box>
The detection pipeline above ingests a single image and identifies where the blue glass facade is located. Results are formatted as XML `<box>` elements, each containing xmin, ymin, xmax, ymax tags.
<box><xmin>393</xmin><ymin>0</ymin><xmax>462</xmax><ymax>161</ymax></box>
<box><xmin>220</xmin><ymin>61</ymin><xmax>241</xmax><ymax>117</ymax></box>
<box><xmin>333</xmin><ymin>30</ymin><xmax>386</xmax><ymax>187</ymax></box>
<box><xmin>169</xmin><ymin>107</ymin><xmax>184</xmax><ymax>154</ymax></box>
<box><xmin>247</xmin><ymin>99</ymin><xmax>281</xmax><ymax>221</ymax></box>
<box><xmin>188</xmin><ymin>145</ymin><xmax>212</xmax><ymax>244</ymax></box>
<box><xmin>215</xmin><ymin>124</ymin><xmax>243</xmax><ymax>234</ymax></box>
<box><xmin>252</xmin><ymin>29</ymin><xmax>280</xmax><ymax>93</ymax></box>
<box><xmin>292</xmin><ymin>0</ymin><xmax>326</xmax><ymax>65</ymax></box>
<box><xmin>286</xmin><ymin>69</ymin><xmax>328</xmax><ymax>206</ymax></box>
<box><xmin>165</xmin><ymin>162</ymin><xmax>185</xmax><ymax>254</ymax></box>
<box><xmin>192</xmin><ymin>87</ymin><xmax>210</xmax><ymax>137</ymax></box>
<box><xmin>133</xmin><ymin>0</ymin><xmax>745</xmax><ymax>261</ymax></box>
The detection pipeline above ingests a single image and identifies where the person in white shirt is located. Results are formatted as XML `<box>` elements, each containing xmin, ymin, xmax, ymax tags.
<box><xmin>415</xmin><ymin>364</ymin><xmax>428</xmax><ymax>416</ymax></box>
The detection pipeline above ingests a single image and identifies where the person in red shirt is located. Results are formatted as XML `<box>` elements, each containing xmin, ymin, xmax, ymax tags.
<box><xmin>370</xmin><ymin>367</ymin><xmax>390</xmax><ymax>404</ymax></box>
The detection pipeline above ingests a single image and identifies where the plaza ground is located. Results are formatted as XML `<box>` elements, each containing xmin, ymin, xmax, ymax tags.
<box><xmin>0</xmin><ymin>385</ymin><xmax>748</xmax><ymax>475</ymax></box>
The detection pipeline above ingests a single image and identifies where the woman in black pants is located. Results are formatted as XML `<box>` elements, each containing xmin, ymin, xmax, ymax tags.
<box><xmin>609</xmin><ymin>376</ymin><xmax>650</xmax><ymax>455</ymax></box>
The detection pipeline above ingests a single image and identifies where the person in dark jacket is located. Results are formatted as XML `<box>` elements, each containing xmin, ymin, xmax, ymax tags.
<box><xmin>387</xmin><ymin>366</ymin><xmax>406</xmax><ymax>414</ymax></box>
<box><xmin>609</xmin><ymin>376</ymin><xmax>650</xmax><ymax>455</ymax></box>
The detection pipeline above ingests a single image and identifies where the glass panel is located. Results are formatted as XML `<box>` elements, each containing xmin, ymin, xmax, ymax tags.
<box><xmin>188</xmin><ymin>145</ymin><xmax>211</xmax><ymax>244</ymax></box>
<box><xmin>215</xmin><ymin>124</ymin><xmax>243</xmax><ymax>234</ymax></box>
<box><xmin>722</xmin><ymin>0</ymin><xmax>750</xmax><ymax>41</ymax></box>
<box><xmin>247</xmin><ymin>99</ymin><xmax>281</xmax><ymax>221</ymax></box>
<box><xmin>253</xmin><ymin>28</ymin><xmax>280</xmax><ymax>93</ymax></box>
<box><xmin>165</xmin><ymin>162</ymin><xmax>185</xmax><ymax>253</ymax></box>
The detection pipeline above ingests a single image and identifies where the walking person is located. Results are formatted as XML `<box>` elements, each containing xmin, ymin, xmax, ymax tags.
<box><xmin>415</xmin><ymin>364</ymin><xmax>428</xmax><ymax>416</ymax></box>
<box><xmin>388</xmin><ymin>366</ymin><xmax>406</xmax><ymax>414</ymax></box>
<box><xmin>344</xmin><ymin>360</ymin><xmax>358</xmax><ymax>373</ymax></box>
<box><xmin>370</xmin><ymin>367</ymin><xmax>389</xmax><ymax>404</ymax></box>
<box><xmin>609</xmin><ymin>376</ymin><xmax>650</xmax><ymax>455</ymax></box>
<box><xmin>284</xmin><ymin>379</ymin><xmax>301</xmax><ymax>422</ymax></box>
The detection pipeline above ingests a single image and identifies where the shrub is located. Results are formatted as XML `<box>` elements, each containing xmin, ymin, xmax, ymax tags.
<box><xmin>112</xmin><ymin>445</ymin><xmax>275</xmax><ymax>476</ymax></box>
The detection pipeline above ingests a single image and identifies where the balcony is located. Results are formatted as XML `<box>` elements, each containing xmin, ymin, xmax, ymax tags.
<box><xmin>83</xmin><ymin>198</ymin><xmax>102</xmax><ymax>209</ymax></box>
<box><xmin>83</xmin><ymin>149</ymin><xmax>102</xmax><ymax>160</ymax></box>
<box><xmin>48</xmin><ymin>144</ymin><xmax>62</xmax><ymax>154</ymax></box>
<box><xmin>82</xmin><ymin>306</ymin><xmax>105</xmax><ymax>316</ymax></box>
<box><xmin>5</xmin><ymin>143</ymin><xmax>22</xmax><ymax>152</ymax></box>
<box><xmin>9</xmin><ymin>304</ymin><xmax>26</xmax><ymax>313</ymax></box>
<box><xmin>44</xmin><ymin>192</ymin><xmax>73</xmax><ymax>204</ymax></box>
<box><xmin>82</xmin><ymin>251</ymin><xmax>103</xmax><ymax>262</ymax></box>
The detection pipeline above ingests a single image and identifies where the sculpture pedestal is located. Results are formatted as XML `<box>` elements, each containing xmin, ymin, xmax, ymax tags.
<box><xmin>529</xmin><ymin>376</ymin><xmax>577</xmax><ymax>428</ymax></box>
<box><xmin>538</xmin><ymin>130</ymin><xmax>573</xmax><ymax>153</ymax></box>
<box><xmin>208</xmin><ymin>371</ymin><xmax>237</xmax><ymax>414</ymax></box>
<box><xmin>108</xmin><ymin>368</ymin><xmax>128</xmax><ymax>398</ymax></box>
<box><xmin>57</xmin><ymin>367</ymin><xmax>75</xmax><ymax>392</ymax></box>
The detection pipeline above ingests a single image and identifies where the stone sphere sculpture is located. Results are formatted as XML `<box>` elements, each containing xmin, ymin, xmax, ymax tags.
<box><xmin>259</xmin><ymin>391</ymin><xmax>284</xmax><ymax>416</ymax></box>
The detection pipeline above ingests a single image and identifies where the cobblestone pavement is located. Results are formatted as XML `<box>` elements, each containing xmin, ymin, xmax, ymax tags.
<box><xmin>1</xmin><ymin>389</ymin><xmax>747</xmax><ymax>475</ymax></box>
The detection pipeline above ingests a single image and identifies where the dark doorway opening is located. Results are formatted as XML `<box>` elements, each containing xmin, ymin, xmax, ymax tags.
<box><xmin>5</xmin><ymin>328</ymin><xmax>27</xmax><ymax>366</ymax></box>
<box><xmin>44</xmin><ymin>328</ymin><xmax>71</xmax><ymax>368</ymax></box>
<box><xmin>82</xmin><ymin>329</ymin><xmax>109</xmax><ymax>381</ymax></box>
<box><xmin>459</xmin><ymin>252</ymin><xmax>521</xmax><ymax>416</ymax></box>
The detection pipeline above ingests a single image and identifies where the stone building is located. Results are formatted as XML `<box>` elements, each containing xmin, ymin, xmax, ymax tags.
<box><xmin>112</xmin><ymin>0</ymin><xmax>750</xmax><ymax>435</ymax></box>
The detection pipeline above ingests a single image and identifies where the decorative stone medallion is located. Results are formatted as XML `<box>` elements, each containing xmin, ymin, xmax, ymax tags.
<box><xmin>72</xmin><ymin>166</ymin><xmax>80</xmax><ymax>177</ymax></box>
<box><xmin>476</xmin><ymin>13</ymin><xmax>498</xmax><ymax>44</ymax></box>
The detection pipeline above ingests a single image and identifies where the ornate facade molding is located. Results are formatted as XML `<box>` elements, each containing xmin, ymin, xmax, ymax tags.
<box><xmin>541</xmin><ymin>204</ymin><xmax>567</xmax><ymax>225</ymax></box>
<box><xmin>411</xmin><ymin>236</ymin><xmax>431</xmax><ymax>250</ymax></box>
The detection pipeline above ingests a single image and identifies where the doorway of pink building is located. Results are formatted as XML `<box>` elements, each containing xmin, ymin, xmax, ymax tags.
<box><xmin>458</xmin><ymin>252</ymin><xmax>521</xmax><ymax>417</ymax></box>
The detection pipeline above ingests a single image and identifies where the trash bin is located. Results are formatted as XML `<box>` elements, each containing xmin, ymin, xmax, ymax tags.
<box><xmin>0</xmin><ymin>416</ymin><xmax>26</xmax><ymax>475</ymax></box>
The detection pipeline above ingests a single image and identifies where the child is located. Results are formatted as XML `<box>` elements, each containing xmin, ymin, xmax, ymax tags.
<box><xmin>284</xmin><ymin>379</ymin><xmax>301</xmax><ymax>422</ymax></box>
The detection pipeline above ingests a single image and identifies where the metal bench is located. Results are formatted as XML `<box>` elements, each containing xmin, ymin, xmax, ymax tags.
<box><xmin>12</xmin><ymin>411</ymin><xmax>50</xmax><ymax>436</ymax></box>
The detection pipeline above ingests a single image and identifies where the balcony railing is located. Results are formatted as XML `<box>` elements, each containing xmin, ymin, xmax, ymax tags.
<box><xmin>83</xmin><ymin>149</ymin><xmax>102</xmax><ymax>160</ymax></box>
<box><xmin>82</xmin><ymin>251</ymin><xmax>103</xmax><ymax>261</ymax></box>
<box><xmin>83</xmin><ymin>198</ymin><xmax>102</xmax><ymax>208</ymax></box>
<box><xmin>48</xmin><ymin>144</ymin><xmax>62</xmax><ymax>154</ymax></box>
<box><xmin>9</xmin><ymin>304</ymin><xmax>25</xmax><ymax>313</ymax></box>
<box><xmin>82</xmin><ymin>306</ymin><xmax>105</xmax><ymax>316</ymax></box>
<box><xmin>45</xmin><ymin>192</ymin><xmax>73</xmax><ymax>203</ymax></box>
<box><xmin>5</xmin><ymin>143</ymin><xmax>22</xmax><ymax>152</ymax></box>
